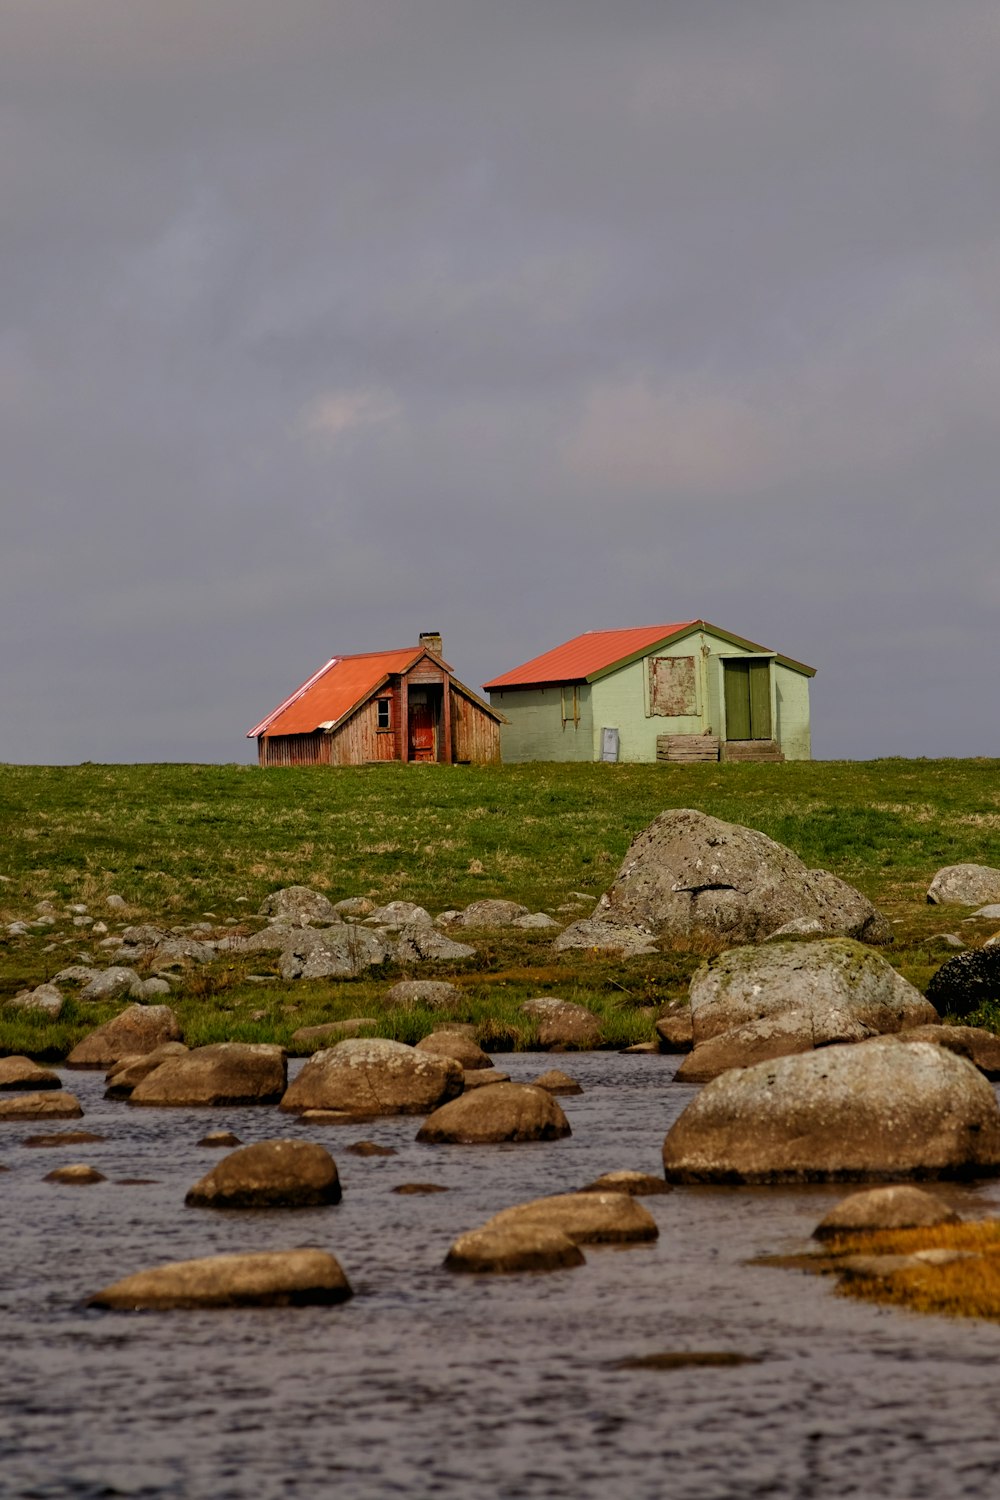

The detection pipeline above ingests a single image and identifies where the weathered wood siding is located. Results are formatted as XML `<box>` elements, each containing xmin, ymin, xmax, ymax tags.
<box><xmin>328</xmin><ymin>696</ymin><xmax>400</xmax><ymax>765</ymax></box>
<box><xmin>450</xmin><ymin>687</ymin><xmax>502</xmax><ymax>763</ymax></box>
<box><xmin>258</xmin><ymin>731</ymin><xmax>330</xmax><ymax>766</ymax></box>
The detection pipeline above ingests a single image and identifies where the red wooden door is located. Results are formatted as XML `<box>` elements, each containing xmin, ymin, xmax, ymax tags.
<box><xmin>408</xmin><ymin>703</ymin><xmax>436</xmax><ymax>761</ymax></box>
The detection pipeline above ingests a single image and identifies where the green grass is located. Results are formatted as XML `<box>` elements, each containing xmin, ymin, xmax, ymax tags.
<box><xmin>2</xmin><ymin>758</ymin><xmax>999</xmax><ymax>1059</ymax></box>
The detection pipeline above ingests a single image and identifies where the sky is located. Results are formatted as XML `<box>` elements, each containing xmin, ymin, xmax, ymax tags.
<box><xmin>3</xmin><ymin>0</ymin><xmax>999</xmax><ymax>764</ymax></box>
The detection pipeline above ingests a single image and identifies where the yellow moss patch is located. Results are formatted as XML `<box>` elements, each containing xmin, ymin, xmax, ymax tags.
<box><xmin>826</xmin><ymin>1221</ymin><xmax>1000</xmax><ymax>1322</ymax></box>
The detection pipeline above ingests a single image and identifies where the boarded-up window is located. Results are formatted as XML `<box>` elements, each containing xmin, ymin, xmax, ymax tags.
<box><xmin>649</xmin><ymin>656</ymin><xmax>698</xmax><ymax>717</ymax></box>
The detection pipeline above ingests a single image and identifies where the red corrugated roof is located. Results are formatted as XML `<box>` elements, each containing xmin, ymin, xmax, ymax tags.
<box><xmin>483</xmin><ymin>624</ymin><xmax>699</xmax><ymax>689</ymax></box>
<box><xmin>247</xmin><ymin>649</ymin><xmax>422</xmax><ymax>737</ymax></box>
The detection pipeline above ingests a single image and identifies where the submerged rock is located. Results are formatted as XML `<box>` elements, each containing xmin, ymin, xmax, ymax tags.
<box><xmin>87</xmin><ymin>1249</ymin><xmax>353</xmax><ymax>1309</ymax></box>
<box><xmin>185</xmin><ymin>1139</ymin><xmax>341</xmax><ymax>1209</ymax></box>
<box><xmin>814</xmin><ymin>1185</ymin><xmax>961</xmax><ymax>1239</ymax></box>
<box><xmin>0</xmin><ymin>1092</ymin><xmax>83</xmax><ymax>1120</ymax></box>
<box><xmin>485</xmin><ymin>1191</ymin><xmax>658</xmax><ymax>1245</ymax></box>
<box><xmin>531</xmin><ymin>1069</ymin><xmax>583</xmax><ymax>1095</ymax></box>
<box><xmin>45</xmin><ymin>1164</ymin><xmax>106</xmax><ymax>1185</ymax></box>
<box><xmin>663</xmin><ymin>1039</ymin><xmax>1000</xmax><ymax>1184</ymax></box>
<box><xmin>0</xmin><ymin>1057</ymin><xmax>62</xmax><ymax>1092</ymax></box>
<box><xmin>416</xmin><ymin>1083</ymin><xmax>570</xmax><ymax>1143</ymax></box>
<box><xmin>129</xmin><ymin>1044</ymin><xmax>286</xmax><ymax>1107</ymax></box>
<box><xmin>280</xmin><ymin>1038</ymin><xmax>462</xmax><ymax>1117</ymax></box>
<box><xmin>444</xmin><ymin>1225</ymin><xmax>585</xmax><ymax>1275</ymax></box>
<box><xmin>104</xmin><ymin>1043</ymin><xmax>190</xmax><ymax>1099</ymax></box>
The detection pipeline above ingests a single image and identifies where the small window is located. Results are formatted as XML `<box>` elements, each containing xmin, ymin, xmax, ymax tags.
<box><xmin>376</xmin><ymin>698</ymin><xmax>392</xmax><ymax>731</ymax></box>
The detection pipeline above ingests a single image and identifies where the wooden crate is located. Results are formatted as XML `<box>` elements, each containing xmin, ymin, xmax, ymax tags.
<box><xmin>657</xmin><ymin>735</ymin><xmax>720</xmax><ymax>763</ymax></box>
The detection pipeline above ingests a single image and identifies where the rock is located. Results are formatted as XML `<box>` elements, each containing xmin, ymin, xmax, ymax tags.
<box><xmin>520</xmin><ymin>998</ymin><xmax>602</xmax><ymax>1049</ymax></box>
<box><xmin>131</xmin><ymin>977</ymin><xmax>173</xmax><ymax>1000</ymax></box>
<box><xmin>334</xmin><ymin>897</ymin><xmax>375</xmax><ymax>917</ymax></box>
<box><xmin>129</xmin><ymin>1044</ymin><xmax>287</xmax><ymax>1107</ymax></box>
<box><xmin>676</xmin><ymin>938</ymin><xmax>937</xmax><ymax>1079</ymax></box>
<box><xmin>392</xmin><ymin>1182</ymin><xmax>449</xmax><ymax>1195</ymax></box>
<box><xmin>119</xmin><ymin>924</ymin><xmax>169</xmax><ymax>949</ymax></box>
<box><xmin>814</xmin><ymin>1185</ymin><xmax>961</xmax><ymax>1239</ymax></box>
<box><xmin>0</xmin><ymin>1092</ymin><xmax>83</xmax><ymax>1120</ymax></box>
<box><xmin>6</xmin><ymin>983</ymin><xmax>64</xmax><ymax>1018</ymax></box>
<box><xmin>926</xmin><ymin>934</ymin><xmax>966</xmax><ymax>951</ymax></box>
<box><xmin>444</xmin><ymin>1225</ymin><xmax>585</xmax><ymax>1275</ymax></box>
<box><xmin>6</xmin><ymin>921</ymin><xmax>29</xmax><ymax>936</ymax></box>
<box><xmin>258</xmin><ymin>887</ymin><xmax>340</xmax><ymax>925</ymax></box>
<box><xmin>485</xmin><ymin>1191</ymin><xmax>658</xmax><ymax>1245</ymax></box>
<box><xmin>927</xmin><ymin>865</ymin><xmax>1000</xmax><ymax>906</ymax></box>
<box><xmin>106</xmin><ymin>894</ymin><xmax>128</xmax><ymax>910</ymax></box>
<box><xmin>926</xmin><ymin>948</ymin><xmax>1000</xmax><ymax>1018</ymax></box>
<box><xmin>415</xmin><ymin>1033</ymin><xmax>493</xmax><ymax>1070</ymax></box>
<box><xmin>104</xmin><ymin>1043</ymin><xmax>190</xmax><ymax>1099</ymax></box>
<box><xmin>383</xmin><ymin>980</ymin><xmax>464</xmax><ymax>1012</ymax></box>
<box><xmin>0</xmin><ymin>1057</ymin><xmax>62</xmax><ymax>1091</ymax></box>
<box><xmin>531</xmin><ymin>1069</ymin><xmax>583</xmax><ymax>1095</ymax></box>
<box><xmin>452</xmin><ymin>899</ymin><xmax>530</xmax><ymax>929</ymax></box>
<box><xmin>199</xmin><ymin>1131</ymin><xmax>242</xmax><ymax>1148</ymax></box>
<box><xmin>185</xmin><ymin>1139</ymin><xmax>342</xmax><ymax>1209</ymax></box>
<box><xmin>278</xmin><ymin>925</ymin><xmax>391</xmax><ymax>980</ymax></box>
<box><xmin>553</xmin><ymin>919</ymin><xmax>660</xmax><ymax>957</ymax></box>
<box><xmin>290</xmin><ymin>1019</ymin><xmax>378</xmax><ymax>1046</ymax></box>
<box><xmin>584</xmin><ymin>808</ymin><xmax>893</xmax><ymax>947</ymax></box>
<box><xmin>972</xmin><ymin>905</ymin><xmax>1000</xmax><ymax>920</ymax></box>
<box><xmin>345</xmin><ymin>1140</ymin><xmax>397</xmax><ymax>1157</ymax></box>
<box><xmin>280</xmin><ymin>1038</ymin><xmax>463</xmax><ymax>1117</ymax></box>
<box><xmin>21</xmin><ymin>1130</ymin><xmax>104</xmax><ymax>1147</ymax></box>
<box><xmin>367</xmin><ymin>901</ymin><xmax>433</xmax><ymax>929</ymax></box>
<box><xmin>138</xmin><ymin>937</ymin><xmax>216</xmax><ymax>967</ymax></box>
<box><xmin>393</xmin><ymin>926</ymin><xmax>476</xmax><ymax>964</ymax></box>
<box><xmin>580</xmin><ymin>1171</ymin><xmax>672</xmax><ymax>1196</ymax></box>
<box><xmin>45</xmin><ymin>1164</ymin><xmax>106</xmax><ymax>1185</ymax></box>
<box><xmin>87</xmin><ymin>1249</ymin><xmax>353</xmax><ymax>1310</ymax></box>
<box><xmin>52</xmin><ymin>965</ymin><xmax>99</xmax><ymax>987</ymax></box>
<box><xmin>462</xmin><ymin>1069</ymin><xmax>510</xmax><ymax>1089</ymax></box>
<box><xmin>416</xmin><ymin>1083</ymin><xmax>570</xmax><ymax>1143</ymax></box>
<box><xmin>662</xmin><ymin>1039</ymin><xmax>1000</xmax><ymax>1183</ymax></box>
<box><xmin>513</xmin><ymin>913</ymin><xmax>561</xmax><ymax>931</ymax></box>
<box><xmin>79</xmin><ymin>967</ymin><xmax>142</xmax><ymax>1002</ymax></box>
<box><xmin>766</xmin><ymin>917</ymin><xmax>825</xmax><ymax>939</ymax></box>
<box><xmin>886</xmin><ymin>1024</ymin><xmax>1000</xmax><ymax>1080</ymax></box>
<box><xmin>224</xmin><ymin>925</ymin><xmax>299</xmax><ymax>956</ymax></box>
<box><xmin>674</xmin><ymin>1013</ymin><xmax>873</xmax><ymax>1083</ymax></box>
<box><xmin>66</xmin><ymin>1005</ymin><xmax>182</xmax><ymax>1068</ymax></box>
<box><xmin>655</xmin><ymin>1006</ymin><xmax>694</xmax><ymax>1051</ymax></box>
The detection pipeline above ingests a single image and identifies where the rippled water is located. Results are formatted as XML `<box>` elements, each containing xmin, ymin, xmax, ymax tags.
<box><xmin>4</xmin><ymin>1053</ymin><xmax>1000</xmax><ymax>1499</ymax></box>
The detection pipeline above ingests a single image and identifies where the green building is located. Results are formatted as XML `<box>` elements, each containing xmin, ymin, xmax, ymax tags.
<box><xmin>483</xmin><ymin>620</ymin><xmax>814</xmax><ymax>764</ymax></box>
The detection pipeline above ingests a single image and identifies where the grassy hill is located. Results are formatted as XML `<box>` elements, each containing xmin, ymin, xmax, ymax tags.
<box><xmin>2</xmin><ymin>759</ymin><xmax>999</xmax><ymax>1058</ymax></box>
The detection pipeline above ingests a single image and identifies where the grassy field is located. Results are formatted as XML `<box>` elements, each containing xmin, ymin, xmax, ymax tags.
<box><xmin>2</xmin><ymin>758</ymin><xmax>999</xmax><ymax>1060</ymax></box>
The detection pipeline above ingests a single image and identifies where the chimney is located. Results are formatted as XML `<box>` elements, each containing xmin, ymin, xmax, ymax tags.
<box><xmin>419</xmin><ymin>631</ymin><xmax>443</xmax><ymax>656</ymax></box>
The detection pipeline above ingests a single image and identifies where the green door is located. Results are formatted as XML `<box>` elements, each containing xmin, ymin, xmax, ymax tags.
<box><xmin>723</xmin><ymin>659</ymin><xmax>772</xmax><ymax>740</ymax></box>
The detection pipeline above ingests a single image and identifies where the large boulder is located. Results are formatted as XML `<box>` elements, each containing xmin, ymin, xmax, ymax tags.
<box><xmin>259</xmin><ymin>887</ymin><xmax>341</xmax><ymax>925</ymax></box>
<box><xmin>66</xmin><ymin>1005</ymin><xmax>183</xmax><ymax>1069</ymax></box>
<box><xmin>484</xmin><ymin>1191</ymin><xmax>658</xmax><ymax>1245</ymax></box>
<box><xmin>367</xmin><ymin>901</ymin><xmax>433</xmax><ymax>929</ymax></box>
<box><xmin>927</xmin><ymin>865</ymin><xmax>1000</xmax><ymax>906</ymax></box>
<box><xmin>926</xmin><ymin>948</ymin><xmax>1000</xmax><ymax>1018</ymax></box>
<box><xmin>575</xmin><ymin>808</ymin><xmax>892</xmax><ymax>947</ymax></box>
<box><xmin>280</xmin><ymin>1038</ymin><xmax>463</xmax><ymax>1117</ymax></box>
<box><xmin>277</xmin><ymin>926</ymin><xmax>390</xmax><ymax>980</ymax></box>
<box><xmin>662</xmin><ymin>1039</ymin><xmax>1000</xmax><ymax>1183</ymax></box>
<box><xmin>129</xmin><ymin>1044</ymin><xmax>287</xmax><ymax>1107</ymax></box>
<box><xmin>104</xmin><ymin>1043</ymin><xmax>190</xmax><ymax>1099</ymax></box>
<box><xmin>675</xmin><ymin>939</ymin><xmax>938</xmax><ymax>1078</ymax></box>
<box><xmin>519</xmin><ymin>998</ymin><xmax>603</xmax><ymax>1049</ymax></box>
<box><xmin>87</xmin><ymin>1249</ymin><xmax>352</xmax><ymax>1309</ymax></box>
<box><xmin>416</xmin><ymin>1083</ymin><xmax>570</xmax><ymax>1143</ymax></box>
<box><xmin>6</xmin><ymin>983</ymin><xmax>64</xmax><ymax>1018</ymax></box>
<box><xmin>887</xmin><ymin>1024</ymin><xmax>1000</xmax><ymax>1080</ymax></box>
<box><xmin>185</xmin><ymin>1139</ymin><xmax>342</xmax><ymax>1208</ymax></box>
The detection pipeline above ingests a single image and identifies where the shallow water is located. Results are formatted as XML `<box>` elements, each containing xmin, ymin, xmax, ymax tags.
<box><xmin>4</xmin><ymin>1053</ymin><xmax>1000</xmax><ymax>1499</ymax></box>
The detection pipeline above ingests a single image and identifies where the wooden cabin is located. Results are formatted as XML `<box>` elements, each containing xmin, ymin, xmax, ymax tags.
<box><xmin>248</xmin><ymin>632</ymin><xmax>505</xmax><ymax>766</ymax></box>
<box><xmin>483</xmin><ymin>621</ymin><xmax>815</xmax><ymax>764</ymax></box>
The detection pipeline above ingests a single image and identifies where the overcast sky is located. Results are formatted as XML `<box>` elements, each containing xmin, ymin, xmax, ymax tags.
<box><xmin>4</xmin><ymin>1</ymin><xmax>999</xmax><ymax>763</ymax></box>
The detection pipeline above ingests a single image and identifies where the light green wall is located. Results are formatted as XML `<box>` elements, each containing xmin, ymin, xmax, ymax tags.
<box><xmin>490</xmin><ymin>684</ymin><xmax>593</xmax><ymax>763</ymax></box>
<box><xmin>490</xmin><ymin>627</ymin><xmax>812</xmax><ymax>762</ymax></box>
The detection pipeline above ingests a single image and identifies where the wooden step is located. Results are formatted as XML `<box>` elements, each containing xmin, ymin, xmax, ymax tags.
<box><xmin>656</xmin><ymin>735</ymin><xmax>720</xmax><ymax>763</ymax></box>
<box><xmin>722</xmin><ymin>740</ymin><xmax>785</xmax><ymax>763</ymax></box>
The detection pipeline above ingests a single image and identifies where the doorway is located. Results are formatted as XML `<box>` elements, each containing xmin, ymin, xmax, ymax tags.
<box><xmin>407</xmin><ymin>688</ymin><xmax>440</xmax><ymax>761</ymax></box>
<box><xmin>723</xmin><ymin>658</ymin><xmax>772</xmax><ymax>740</ymax></box>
